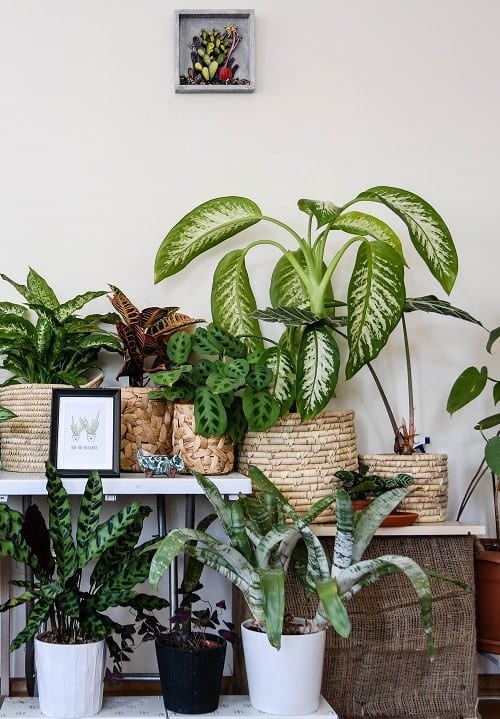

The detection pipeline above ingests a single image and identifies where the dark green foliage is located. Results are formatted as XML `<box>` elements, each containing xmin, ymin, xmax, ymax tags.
<box><xmin>0</xmin><ymin>463</ymin><xmax>168</xmax><ymax>669</ymax></box>
<box><xmin>335</xmin><ymin>465</ymin><xmax>414</xmax><ymax>500</ymax></box>
<box><xmin>0</xmin><ymin>268</ymin><xmax>122</xmax><ymax>385</ymax></box>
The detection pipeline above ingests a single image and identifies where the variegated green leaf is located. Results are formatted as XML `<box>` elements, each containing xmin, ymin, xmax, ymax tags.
<box><xmin>351</xmin><ymin>487</ymin><xmax>411</xmax><ymax>562</ymax></box>
<box><xmin>316</xmin><ymin>578</ymin><xmax>351</xmax><ymax>637</ymax></box>
<box><xmin>45</xmin><ymin>463</ymin><xmax>77</xmax><ymax>583</ymax></box>
<box><xmin>297</xmin><ymin>199</ymin><xmax>342</xmax><ymax>227</ymax></box>
<box><xmin>26</xmin><ymin>268</ymin><xmax>60</xmax><ymax>309</ymax></box>
<box><xmin>0</xmin><ymin>539</ymin><xmax>39</xmax><ymax>568</ymax></box>
<box><xmin>0</xmin><ymin>504</ymin><xmax>25</xmax><ymax>535</ymax></box>
<box><xmin>242</xmin><ymin>388</ymin><xmax>281</xmax><ymax>431</ymax></box>
<box><xmin>72</xmin><ymin>332</ymin><xmax>122</xmax><ymax>352</ymax></box>
<box><xmin>270</xmin><ymin>251</ymin><xmax>309</xmax><ymax>309</ymax></box>
<box><xmin>0</xmin><ymin>406</ymin><xmax>16</xmax><ymax>422</ymax></box>
<box><xmin>257</xmin><ymin>568</ymin><xmax>285</xmax><ymax>648</ymax></box>
<box><xmin>404</xmin><ymin>295</ymin><xmax>482</xmax><ymax>325</ymax></box>
<box><xmin>155</xmin><ymin>196</ymin><xmax>262</xmax><ymax>281</ymax></box>
<box><xmin>333</xmin><ymin>490</ymin><xmax>354</xmax><ymax>572</ymax></box>
<box><xmin>82</xmin><ymin>502</ymin><xmax>146</xmax><ymax>565</ymax></box>
<box><xmin>346</xmin><ymin>240</ymin><xmax>405</xmax><ymax>378</ymax></box>
<box><xmin>206</xmin><ymin>323</ymin><xmax>248</xmax><ymax>358</ymax></box>
<box><xmin>10</xmin><ymin>596</ymin><xmax>53</xmax><ymax>650</ymax></box>
<box><xmin>333</xmin><ymin>211</ymin><xmax>404</xmax><ymax>258</ymax></box>
<box><xmin>0</xmin><ymin>273</ymin><xmax>29</xmax><ymax>301</ymax></box>
<box><xmin>34</xmin><ymin>318</ymin><xmax>53</xmax><ymax>359</ymax></box>
<box><xmin>76</xmin><ymin>471</ymin><xmax>103</xmax><ymax>567</ymax></box>
<box><xmin>253</xmin><ymin>305</ymin><xmax>319</xmax><ymax>326</ymax></box>
<box><xmin>194</xmin><ymin>386</ymin><xmax>227</xmax><ymax>436</ymax></box>
<box><xmin>0</xmin><ymin>314</ymin><xmax>36</xmax><ymax>342</ymax></box>
<box><xmin>355</xmin><ymin>186</ymin><xmax>457</xmax><ymax>294</ymax></box>
<box><xmin>263</xmin><ymin>346</ymin><xmax>295</xmax><ymax>413</ymax></box>
<box><xmin>0</xmin><ymin>590</ymin><xmax>37</xmax><ymax>613</ymax></box>
<box><xmin>0</xmin><ymin>302</ymin><xmax>27</xmax><ymax>317</ymax></box>
<box><xmin>211</xmin><ymin>250</ymin><xmax>263</xmax><ymax>352</ymax></box>
<box><xmin>55</xmin><ymin>291</ymin><xmax>108</xmax><ymax>322</ymax></box>
<box><xmin>190</xmin><ymin>470</ymin><xmax>234</xmax><ymax>539</ymax></box>
<box><xmin>296</xmin><ymin>325</ymin><xmax>339</xmax><ymax>421</ymax></box>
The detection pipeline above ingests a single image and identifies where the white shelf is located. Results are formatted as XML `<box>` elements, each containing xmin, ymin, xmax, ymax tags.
<box><xmin>313</xmin><ymin>520</ymin><xmax>485</xmax><ymax>537</ymax></box>
<box><xmin>0</xmin><ymin>471</ymin><xmax>251</xmax><ymax>497</ymax></box>
<box><xmin>0</xmin><ymin>696</ymin><xmax>338</xmax><ymax>719</ymax></box>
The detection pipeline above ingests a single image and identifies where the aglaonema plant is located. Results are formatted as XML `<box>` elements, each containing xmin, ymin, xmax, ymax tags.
<box><xmin>154</xmin><ymin>188</ymin><xmax>458</xmax><ymax>422</ymax></box>
<box><xmin>149</xmin><ymin>465</ymin><xmax>468</xmax><ymax>656</ymax></box>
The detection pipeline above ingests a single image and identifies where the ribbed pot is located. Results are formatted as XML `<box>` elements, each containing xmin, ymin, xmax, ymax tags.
<box><xmin>0</xmin><ymin>376</ymin><xmax>103</xmax><ymax>473</ymax></box>
<box><xmin>120</xmin><ymin>387</ymin><xmax>173</xmax><ymax>471</ymax></box>
<box><xmin>358</xmin><ymin>453</ymin><xmax>448</xmax><ymax>522</ymax></box>
<box><xmin>35</xmin><ymin>636</ymin><xmax>106</xmax><ymax>719</ymax></box>
<box><xmin>172</xmin><ymin>402</ymin><xmax>234</xmax><ymax>475</ymax></box>
<box><xmin>238</xmin><ymin>411</ymin><xmax>358</xmax><ymax>523</ymax></box>
<box><xmin>475</xmin><ymin>548</ymin><xmax>500</xmax><ymax>653</ymax></box>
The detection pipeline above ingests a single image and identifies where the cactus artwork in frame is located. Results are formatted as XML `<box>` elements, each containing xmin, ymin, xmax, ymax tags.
<box><xmin>175</xmin><ymin>9</ymin><xmax>255</xmax><ymax>92</ymax></box>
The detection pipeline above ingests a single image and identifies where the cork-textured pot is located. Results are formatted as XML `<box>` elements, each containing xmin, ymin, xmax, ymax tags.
<box><xmin>120</xmin><ymin>387</ymin><xmax>173</xmax><ymax>472</ymax></box>
<box><xmin>172</xmin><ymin>402</ymin><xmax>234</xmax><ymax>475</ymax></box>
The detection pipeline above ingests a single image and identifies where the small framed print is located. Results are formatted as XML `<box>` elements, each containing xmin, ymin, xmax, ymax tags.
<box><xmin>49</xmin><ymin>388</ymin><xmax>120</xmax><ymax>477</ymax></box>
<box><xmin>175</xmin><ymin>9</ymin><xmax>255</xmax><ymax>92</ymax></box>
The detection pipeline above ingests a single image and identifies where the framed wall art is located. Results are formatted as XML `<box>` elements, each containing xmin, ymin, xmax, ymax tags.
<box><xmin>49</xmin><ymin>388</ymin><xmax>121</xmax><ymax>477</ymax></box>
<box><xmin>175</xmin><ymin>9</ymin><xmax>255</xmax><ymax>92</ymax></box>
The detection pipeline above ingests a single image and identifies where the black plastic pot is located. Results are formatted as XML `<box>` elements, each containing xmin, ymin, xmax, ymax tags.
<box><xmin>155</xmin><ymin>635</ymin><xmax>227</xmax><ymax>714</ymax></box>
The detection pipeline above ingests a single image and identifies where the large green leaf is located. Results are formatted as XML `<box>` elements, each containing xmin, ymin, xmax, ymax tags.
<box><xmin>194</xmin><ymin>386</ymin><xmax>227</xmax><ymax>436</ymax></box>
<box><xmin>242</xmin><ymin>388</ymin><xmax>281</xmax><ymax>431</ymax></box>
<box><xmin>0</xmin><ymin>302</ymin><xmax>27</xmax><ymax>317</ymax></box>
<box><xmin>333</xmin><ymin>211</ymin><xmax>404</xmax><ymax>258</ymax></box>
<box><xmin>485</xmin><ymin>436</ymin><xmax>500</xmax><ymax>475</ymax></box>
<box><xmin>346</xmin><ymin>240</ymin><xmax>405</xmax><ymax>378</ymax></box>
<box><xmin>10</xmin><ymin>595</ymin><xmax>54</xmax><ymax>650</ymax></box>
<box><xmin>211</xmin><ymin>250</ymin><xmax>263</xmax><ymax>352</ymax></box>
<box><xmin>55</xmin><ymin>291</ymin><xmax>108</xmax><ymax>322</ymax></box>
<box><xmin>355</xmin><ymin>186</ymin><xmax>457</xmax><ymax>294</ymax></box>
<box><xmin>206</xmin><ymin>323</ymin><xmax>248</xmax><ymax>359</ymax></box>
<box><xmin>487</xmin><ymin>326</ymin><xmax>500</xmax><ymax>354</ymax></box>
<box><xmin>76</xmin><ymin>471</ymin><xmax>103</xmax><ymax>567</ymax></box>
<box><xmin>263</xmin><ymin>346</ymin><xmax>295</xmax><ymax>413</ymax></box>
<box><xmin>257</xmin><ymin>568</ymin><xmax>285</xmax><ymax>648</ymax></box>
<box><xmin>0</xmin><ymin>314</ymin><xmax>36</xmax><ymax>341</ymax></box>
<box><xmin>167</xmin><ymin>331</ymin><xmax>192</xmax><ymax>364</ymax></box>
<box><xmin>45</xmin><ymin>464</ymin><xmax>77</xmax><ymax>583</ymax></box>
<box><xmin>404</xmin><ymin>296</ymin><xmax>482</xmax><ymax>325</ymax></box>
<box><xmin>316</xmin><ymin>579</ymin><xmax>351</xmax><ymax>637</ymax></box>
<box><xmin>270</xmin><ymin>251</ymin><xmax>309</xmax><ymax>309</ymax></box>
<box><xmin>155</xmin><ymin>196</ymin><xmax>262</xmax><ymax>281</ymax></box>
<box><xmin>351</xmin><ymin>488</ymin><xmax>410</xmax><ymax>562</ymax></box>
<box><xmin>447</xmin><ymin>366</ymin><xmax>488</xmax><ymax>414</ymax></box>
<box><xmin>475</xmin><ymin>413</ymin><xmax>500</xmax><ymax>431</ymax></box>
<box><xmin>26</xmin><ymin>268</ymin><xmax>59</xmax><ymax>309</ymax></box>
<box><xmin>0</xmin><ymin>406</ymin><xmax>16</xmax><ymax>422</ymax></box>
<box><xmin>296</xmin><ymin>325</ymin><xmax>339</xmax><ymax>421</ymax></box>
<box><xmin>82</xmin><ymin>503</ymin><xmax>146</xmax><ymax>565</ymax></box>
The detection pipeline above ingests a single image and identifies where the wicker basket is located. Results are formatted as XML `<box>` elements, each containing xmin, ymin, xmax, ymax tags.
<box><xmin>237</xmin><ymin>411</ymin><xmax>358</xmax><ymax>523</ymax></box>
<box><xmin>358</xmin><ymin>452</ymin><xmax>448</xmax><ymax>522</ymax></box>
<box><xmin>120</xmin><ymin>387</ymin><xmax>173</xmax><ymax>472</ymax></box>
<box><xmin>0</xmin><ymin>376</ymin><xmax>103</xmax><ymax>473</ymax></box>
<box><xmin>172</xmin><ymin>402</ymin><xmax>234</xmax><ymax>475</ymax></box>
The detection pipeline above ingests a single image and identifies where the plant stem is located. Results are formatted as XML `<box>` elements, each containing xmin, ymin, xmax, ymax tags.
<box><xmin>402</xmin><ymin>314</ymin><xmax>415</xmax><ymax>444</ymax></box>
<box><xmin>494</xmin><ymin>473</ymin><xmax>500</xmax><ymax>543</ymax></box>
<box><xmin>366</xmin><ymin>362</ymin><xmax>401</xmax><ymax>440</ymax></box>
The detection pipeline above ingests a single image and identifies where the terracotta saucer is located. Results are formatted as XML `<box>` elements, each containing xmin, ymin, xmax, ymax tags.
<box><xmin>381</xmin><ymin>511</ymin><xmax>419</xmax><ymax>527</ymax></box>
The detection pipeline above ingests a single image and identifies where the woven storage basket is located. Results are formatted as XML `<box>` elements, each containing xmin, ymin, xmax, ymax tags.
<box><xmin>358</xmin><ymin>452</ymin><xmax>448</xmax><ymax>522</ymax></box>
<box><xmin>0</xmin><ymin>376</ymin><xmax>103</xmax><ymax>473</ymax></box>
<box><xmin>237</xmin><ymin>410</ymin><xmax>358</xmax><ymax>523</ymax></box>
<box><xmin>172</xmin><ymin>402</ymin><xmax>234</xmax><ymax>475</ymax></box>
<box><xmin>120</xmin><ymin>387</ymin><xmax>173</xmax><ymax>472</ymax></box>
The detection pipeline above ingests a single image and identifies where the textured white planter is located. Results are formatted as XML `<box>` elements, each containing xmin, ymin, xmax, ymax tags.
<box><xmin>35</xmin><ymin>636</ymin><xmax>106</xmax><ymax>719</ymax></box>
<box><xmin>241</xmin><ymin>619</ymin><xmax>326</xmax><ymax>715</ymax></box>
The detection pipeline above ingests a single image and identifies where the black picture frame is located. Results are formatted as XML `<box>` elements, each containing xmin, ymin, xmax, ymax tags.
<box><xmin>49</xmin><ymin>388</ymin><xmax>121</xmax><ymax>477</ymax></box>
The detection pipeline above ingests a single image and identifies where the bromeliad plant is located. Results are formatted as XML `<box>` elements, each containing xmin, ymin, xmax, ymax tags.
<box><xmin>149</xmin><ymin>323</ymin><xmax>281</xmax><ymax>441</ymax></box>
<box><xmin>0</xmin><ymin>268</ymin><xmax>121</xmax><ymax>385</ymax></box>
<box><xmin>149</xmin><ymin>465</ymin><xmax>467</xmax><ymax>657</ymax></box>
<box><xmin>0</xmin><ymin>462</ymin><xmax>168</xmax><ymax>669</ymax></box>
<box><xmin>108</xmin><ymin>284</ymin><xmax>201</xmax><ymax>387</ymax></box>
<box><xmin>155</xmin><ymin>188</ymin><xmax>458</xmax><ymax>422</ymax></box>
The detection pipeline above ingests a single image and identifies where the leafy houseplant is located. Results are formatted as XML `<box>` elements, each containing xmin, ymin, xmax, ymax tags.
<box><xmin>108</xmin><ymin>284</ymin><xmax>201</xmax><ymax>387</ymax></box>
<box><xmin>334</xmin><ymin>466</ymin><xmax>414</xmax><ymax>501</ymax></box>
<box><xmin>154</xmin><ymin>188</ymin><xmax>458</xmax><ymax>422</ymax></box>
<box><xmin>150</xmin><ymin>323</ymin><xmax>281</xmax><ymax>442</ymax></box>
<box><xmin>149</xmin><ymin>465</ymin><xmax>467</xmax><ymax>714</ymax></box>
<box><xmin>0</xmin><ymin>268</ymin><xmax>121</xmax><ymax>385</ymax></box>
<box><xmin>0</xmin><ymin>462</ymin><xmax>168</xmax><ymax>718</ymax></box>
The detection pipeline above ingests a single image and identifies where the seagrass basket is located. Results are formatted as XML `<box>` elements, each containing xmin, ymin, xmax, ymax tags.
<box><xmin>0</xmin><ymin>375</ymin><xmax>103</xmax><ymax>473</ymax></box>
<box><xmin>172</xmin><ymin>402</ymin><xmax>234</xmax><ymax>475</ymax></box>
<box><xmin>358</xmin><ymin>452</ymin><xmax>448</xmax><ymax>522</ymax></box>
<box><xmin>237</xmin><ymin>410</ymin><xmax>358</xmax><ymax>523</ymax></box>
<box><xmin>120</xmin><ymin>387</ymin><xmax>173</xmax><ymax>472</ymax></box>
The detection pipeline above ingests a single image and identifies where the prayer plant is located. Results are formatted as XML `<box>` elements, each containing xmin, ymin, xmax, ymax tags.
<box><xmin>149</xmin><ymin>466</ymin><xmax>468</xmax><ymax>657</ymax></box>
<box><xmin>154</xmin><ymin>188</ymin><xmax>458</xmax><ymax>423</ymax></box>
<box><xmin>0</xmin><ymin>463</ymin><xmax>168</xmax><ymax>670</ymax></box>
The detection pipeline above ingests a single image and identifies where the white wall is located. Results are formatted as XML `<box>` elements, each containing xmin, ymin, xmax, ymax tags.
<box><xmin>1</xmin><ymin>0</ymin><xmax>500</xmax><ymax>675</ymax></box>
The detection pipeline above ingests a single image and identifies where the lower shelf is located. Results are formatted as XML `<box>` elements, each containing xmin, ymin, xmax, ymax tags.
<box><xmin>0</xmin><ymin>696</ymin><xmax>338</xmax><ymax>719</ymax></box>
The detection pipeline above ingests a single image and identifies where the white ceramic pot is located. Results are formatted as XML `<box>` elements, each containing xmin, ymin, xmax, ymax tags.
<box><xmin>241</xmin><ymin>619</ymin><xmax>326</xmax><ymax>715</ymax></box>
<box><xmin>35</xmin><ymin>636</ymin><xmax>106</xmax><ymax>719</ymax></box>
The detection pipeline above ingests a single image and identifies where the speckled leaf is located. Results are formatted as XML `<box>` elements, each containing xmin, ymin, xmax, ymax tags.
<box><xmin>194</xmin><ymin>386</ymin><xmax>227</xmax><ymax>437</ymax></box>
<box><xmin>333</xmin><ymin>211</ymin><xmax>404</xmax><ymax>258</ymax></box>
<box><xmin>297</xmin><ymin>199</ymin><xmax>342</xmax><ymax>227</ymax></box>
<box><xmin>296</xmin><ymin>326</ymin><xmax>339</xmax><ymax>421</ymax></box>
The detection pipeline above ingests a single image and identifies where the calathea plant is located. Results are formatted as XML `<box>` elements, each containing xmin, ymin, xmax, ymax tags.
<box><xmin>155</xmin><ymin>188</ymin><xmax>458</xmax><ymax>421</ymax></box>
<box><xmin>0</xmin><ymin>463</ymin><xmax>168</xmax><ymax>670</ymax></box>
<box><xmin>334</xmin><ymin>465</ymin><xmax>414</xmax><ymax>500</ymax></box>
<box><xmin>108</xmin><ymin>284</ymin><xmax>201</xmax><ymax>387</ymax></box>
<box><xmin>149</xmin><ymin>323</ymin><xmax>281</xmax><ymax>441</ymax></box>
<box><xmin>149</xmin><ymin>465</ymin><xmax>467</xmax><ymax>656</ymax></box>
<box><xmin>0</xmin><ymin>268</ymin><xmax>121</xmax><ymax>385</ymax></box>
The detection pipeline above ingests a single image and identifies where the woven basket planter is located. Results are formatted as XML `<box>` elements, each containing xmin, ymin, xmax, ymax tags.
<box><xmin>358</xmin><ymin>453</ymin><xmax>448</xmax><ymax>522</ymax></box>
<box><xmin>172</xmin><ymin>403</ymin><xmax>234</xmax><ymax>475</ymax></box>
<box><xmin>120</xmin><ymin>387</ymin><xmax>173</xmax><ymax>472</ymax></box>
<box><xmin>237</xmin><ymin>411</ymin><xmax>358</xmax><ymax>523</ymax></box>
<box><xmin>0</xmin><ymin>376</ymin><xmax>103</xmax><ymax>473</ymax></box>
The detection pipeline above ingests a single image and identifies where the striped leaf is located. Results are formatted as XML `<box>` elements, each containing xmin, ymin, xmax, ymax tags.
<box><xmin>10</xmin><ymin>596</ymin><xmax>53</xmax><ymax>650</ymax></box>
<box><xmin>257</xmin><ymin>568</ymin><xmax>285</xmax><ymax>648</ymax></box>
<box><xmin>82</xmin><ymin>503</ymin><xmax>146</xmax><ymax>565</ymax></box>
<box><xmin>211</xmin><ymin>250</ymin><xmax>263</xmax><ymax>352</ymax></box>
<box><xmin>0</xmin><ymin>590</ymin><xmax>37</xmax><ymax>613</ymax></box>
<box><xmin>0</xmin><ymin>314</ymin><xmax>36</xmax><ymax>342</ymax></box>
<box><xmin>333</xmin><ymin>211</ymin><xmax>404</xmax><ymax>258</ymax></box>
<box><xmin>270</xmin><ymin>251</ymin><xmax>309</xmax><ymax>309</ymax></box>
<box><xmin>0</xmin><ymin>504</ymin><xmax>25</xmax><ymax>536</ymax></box>
<box><xmin>351</xmin><ymin>487</ymin><xmax>411</xmax><ymax>562</ymax></box>
<box><xmin>26</xmin><ymin>268</ymin><xmax>60</xmax><ymax>309</ymax></box>
<box><xmin>45</xmin><ymin>464</ymin><xmax>77</xmax><ymax>583</ymax></box>
<box><xmin>76</xmin><ymin>471</ymin><xmax>103</xmax><ymax>566</ymax></box>
<box><xmin>0</xmin><ymin>302</ymin><xmax>26</xmax><ymax>317</ymax></box>
<box><xmin>297</xmin><ymin>199</ymin><xmax>342</xmax><ymax>227</ymax></box>
<box><xmin>194</xmin><ymin>386</ymin><xmax>227</xmax><ymax>437</ymax></box>
<box><xmin>0</xmin><ymin>539</ymin><xmax>39</xmax><ymax>569</ymax></box>
<box><xmin>155</xmin><ymin>196</ymin><xmax>262</xmax><ymax>281</ymax></box>
<box><xmin>346</xmin><ymin>240</ymin><xmax>405</xmax><ymax>378</ymax></box>
<box><xmin>55</xmin><ymin>291</ymin><xmax>107</xmax><ymax>322</ymax></box>
<box><xmin>316</xmin><ymin>579</ymin><xmax>351</xmax><ymax>637</ymax></box>
<box><xmin>404</xmin><ymin>295</ymin><xmax>482</xmax><ymax>325</ymax></box>
<box><xmin>242</xmin><ymin>388</ymin><xmax>281</xmax><ymax>431</ymax></box>
<box><xmin>296</xmin><ymin>325</ymin><xmax>340</xmax><ymax>421</ymax></box>
<box><xmin>263</xmin><ymin>346</ymin><xmax>295</xmax><ymax>414</ymax></box>
<box><xmin>356</xmin><ymin>186</ymin><xmax>457</xmax><ymax>294</ymax></box>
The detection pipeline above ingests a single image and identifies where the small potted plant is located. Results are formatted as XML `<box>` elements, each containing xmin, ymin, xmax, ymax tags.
<box><xmin>447</xmin><ymin>322</ymin><xmax>500</xmax><ymax>652</ymax></box>
<box><xmin>0</xmin><ymin>268</ymin><xmax>122</xmax><ymax>472</ymax></box>
<box><xmin>137</xmin><ymin>572</ymin><xmax>237</xmax><ymax>714</ymax></box>
<box><xmin>149</xmin><ymin>465</ymin><xmax>468</xmax><ymax>715</ymax></box>
<box><xmin>0</xmin><ymin>462</ymin><xmax>168</xmax><ymax>719</ymax></box>
<box><xmin>150</xmin><ymin>323</ymin><xmax>281</xmax><ymax>474</ymax></box>
<box><xmin>108</xmin><ymin>284</ymin><xmax>202</xmax><ymax>471</ymax></box>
